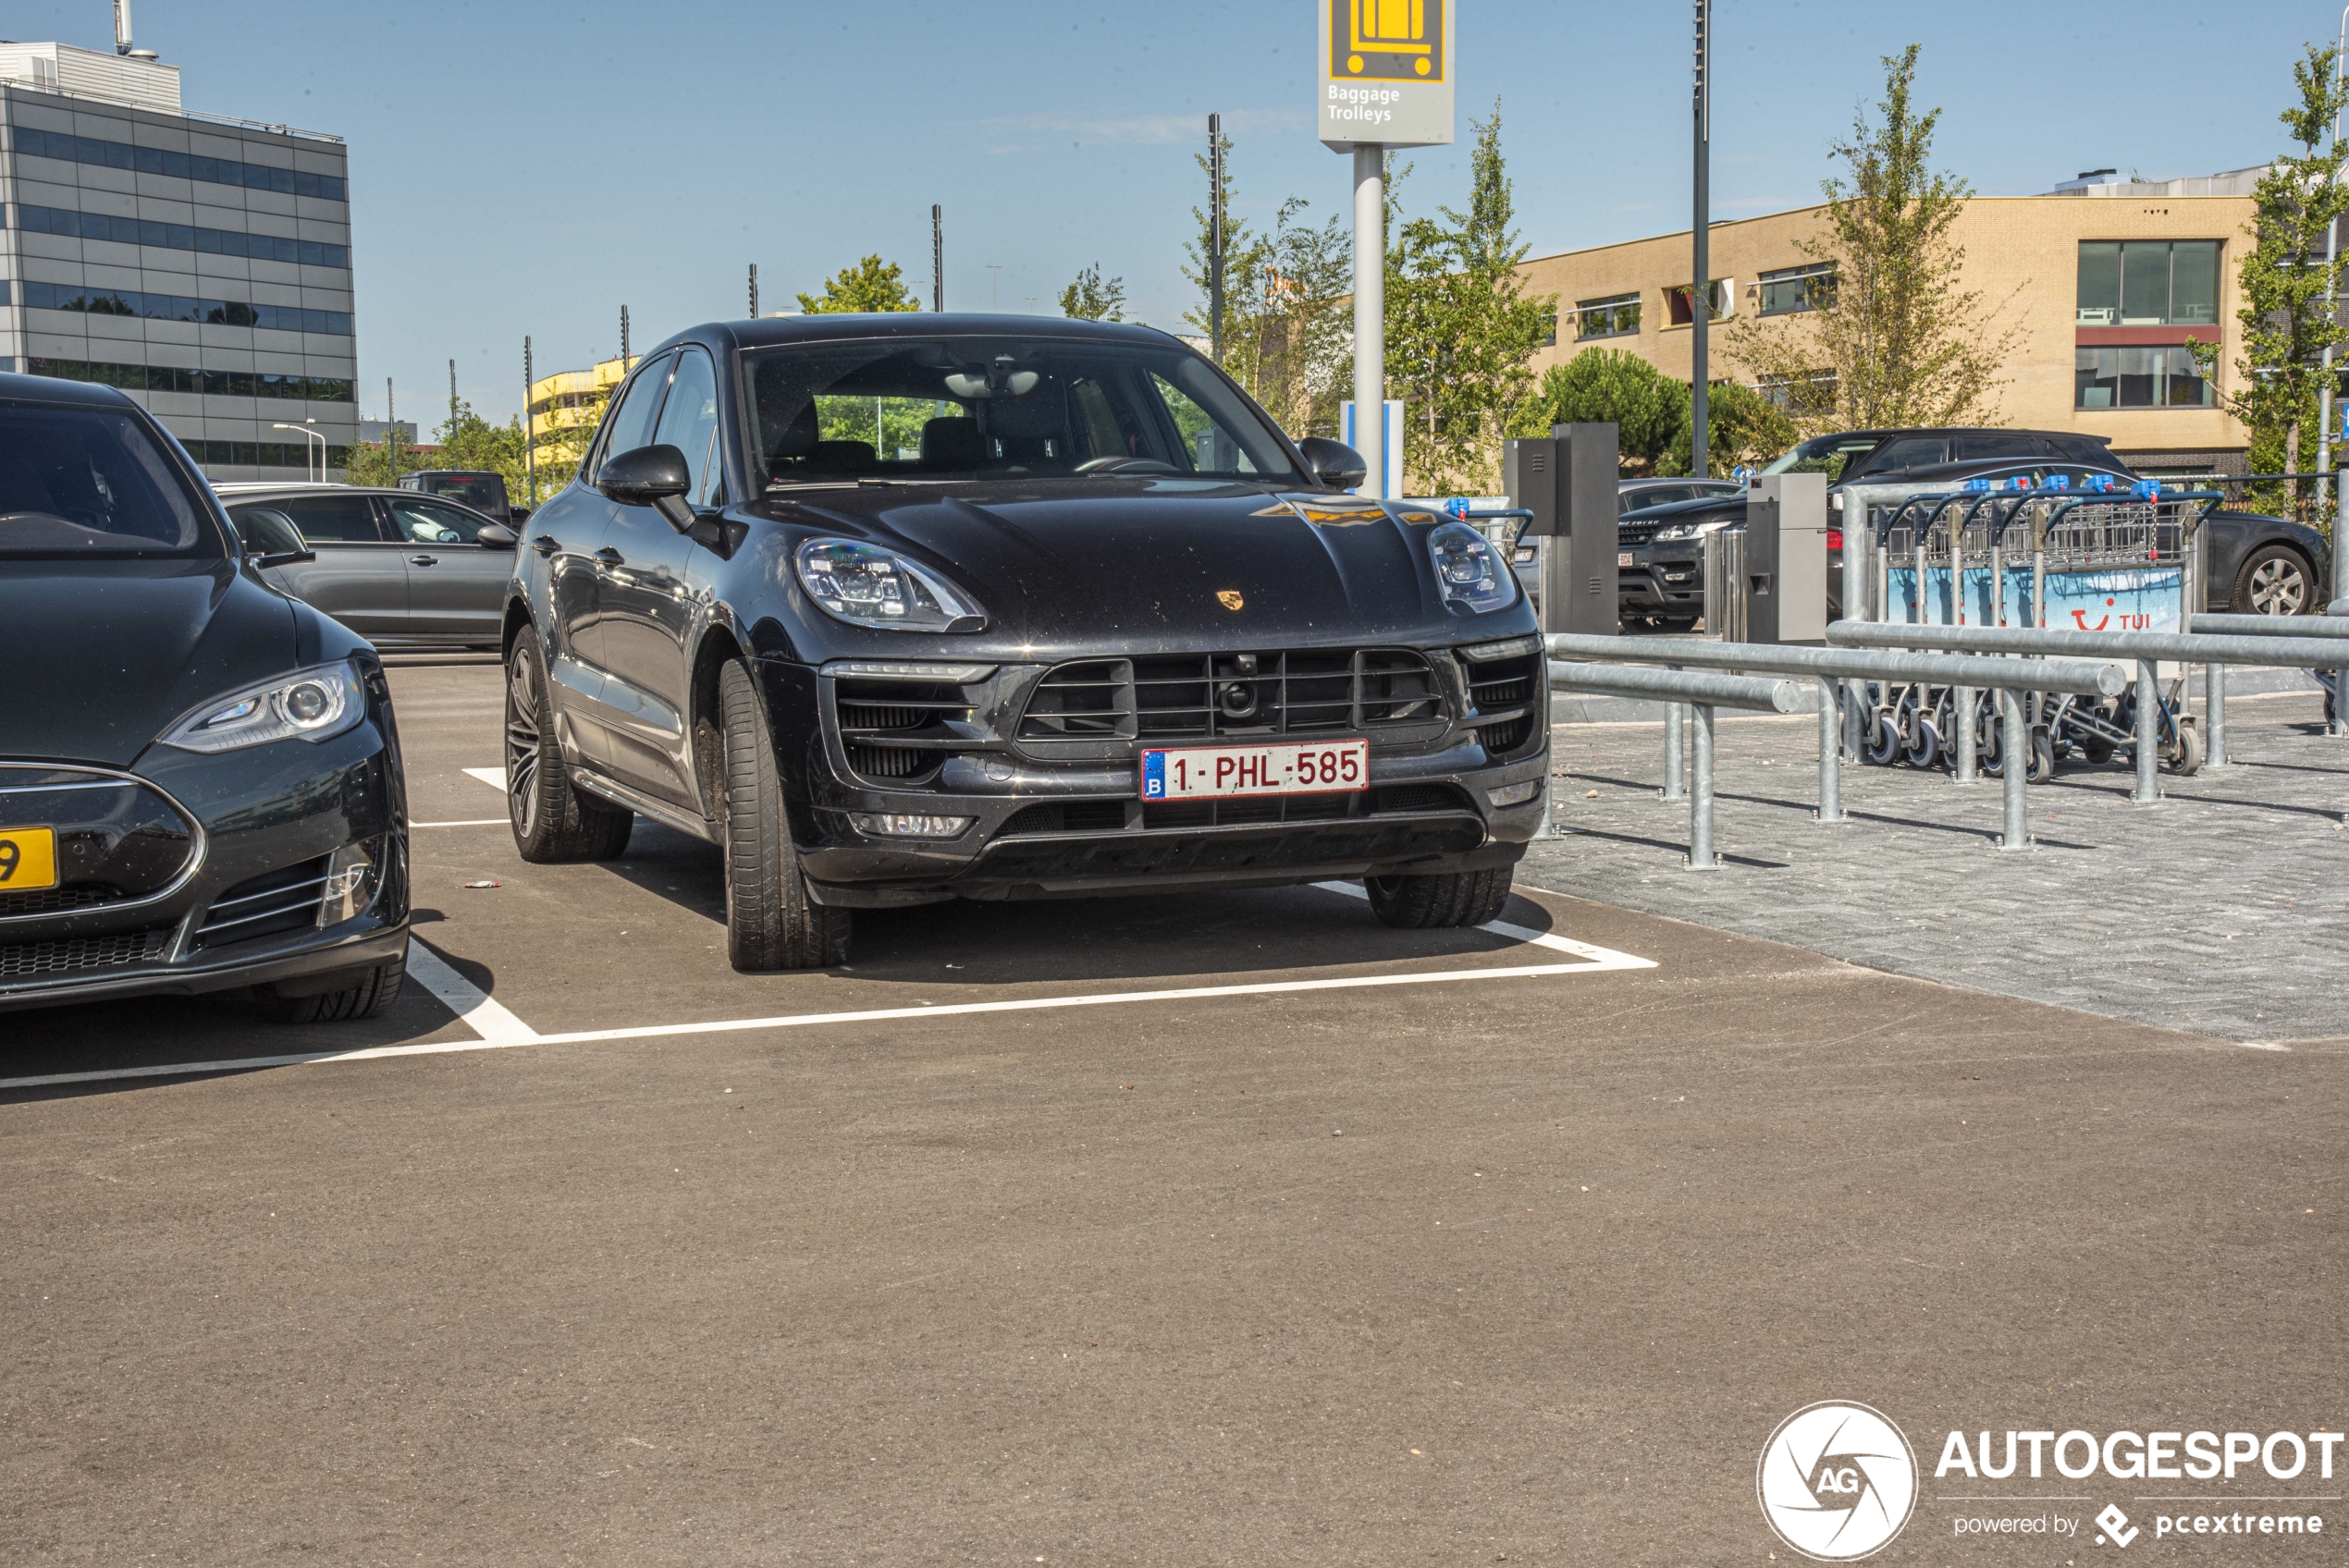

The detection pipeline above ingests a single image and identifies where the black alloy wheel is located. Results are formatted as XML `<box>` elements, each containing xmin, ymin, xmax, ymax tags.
<box><xmin>2233</xmin><ymin>545</ymin><xmax>2316</xmax><ymax>616</ymax></box>
<box><xmin>252</xmin><ymin>952</ymin><xmax>406</xmax><ymax>1023</ymax></box>
<box><xmin>1364</xmin><ymin>868</ymin><xmax>1513</xmax><ymax>929</ymax></box>
<box><xmin>506</xmin><ymin>627</ymin><xmax>633</xmax><ymax>863</ymax></box>
<box><xmin>718</xmin><ymin>658</ymin><xmax>851</xmax><ymax>971</ymax></box>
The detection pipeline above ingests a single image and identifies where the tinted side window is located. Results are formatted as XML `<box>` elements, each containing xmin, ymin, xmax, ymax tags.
<box><xmin>651</xmin><ymin>348</ymin><xmax>722</xmax><ymax>505</ymax></box>
<box><xmin>276</xmin><ymin>495</ymin><xmax>385</xmax><ymax>542</ymax></box>
<box><xmin>594</xmin><ymin>355</ymin><xmax>674</xmax><ymax>480</ymax></box>
<box><xmin>1862</xmin><ymin>437</ymin><xmax>1949</xmax><ymax>474</ymax></box>
<box><xmin>229</xmin><ymin>506</ymin><xmax>305</xmax><ymax>554</ymax></box>
<box><xmin>1955</xmin><ymin>435</ymin><xmax>2041</xmax><ymax>461</ymax></box>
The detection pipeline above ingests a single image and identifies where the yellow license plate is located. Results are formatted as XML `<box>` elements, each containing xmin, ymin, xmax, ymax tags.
<box><xmin>0</xmin><ymin>827</ymin><xmax>59</xmax><ymax>891</ymax></box>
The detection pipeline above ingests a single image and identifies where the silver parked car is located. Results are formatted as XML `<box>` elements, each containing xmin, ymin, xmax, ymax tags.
<box><xmin>215</xmin><ymin>484</ymin><xmax>517</xmax><ymax>649</ymax></box>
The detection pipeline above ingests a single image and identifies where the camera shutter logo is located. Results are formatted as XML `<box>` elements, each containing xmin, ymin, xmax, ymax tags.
<box><xmin>1756</xmin><ymin>1402</ymin><xmax>1919</xmax><ymax>1561</ymax></box>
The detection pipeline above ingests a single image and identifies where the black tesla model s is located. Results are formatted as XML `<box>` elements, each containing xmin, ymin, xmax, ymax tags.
<box><xmin>505</xmin><ymin>315</ymin><xmax>1548</xmax><ymax>970</ymax></box>
<box><xmin>0</xmin><ymin>374</ymin><xmax>409</xmax><ymax>1022</ymax></box>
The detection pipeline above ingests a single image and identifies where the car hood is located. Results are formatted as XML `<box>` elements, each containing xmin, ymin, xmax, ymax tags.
<box><xmin>753</xmin><ymin>479</ymin><xmax>1505</xmax><ymax>653</ymax></box>
<box><xmin>0</xmin><ymin>559</ymin><xmax>298</xmax><ymax>766</ymax></box>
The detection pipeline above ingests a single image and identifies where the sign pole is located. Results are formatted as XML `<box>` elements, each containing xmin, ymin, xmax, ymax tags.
<box><xmin>1209</xmin><ymin>115</ymin><xmax>1225</xmax><ymax>364</ymax></box>
<box><xmin>1690</xmin><ymin>0</ymin><xmax>1711</xmax><ymax>479</ymax></box>
<box><xmin>1352</xmin><ymin>142</ymin><xmax>1384</xmax><ymax>498</ymax></box>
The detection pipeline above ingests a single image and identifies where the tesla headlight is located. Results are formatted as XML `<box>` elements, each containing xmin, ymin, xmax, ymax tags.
<box><xmin>1427</xmin><ymin>521</ymin><xmax>1516</xmax><ymax>614</ymax></box>
<box><xmin>794</xmin><ymin>539</ymin><xmax>988</xmax><ymax>633</ymax></box>
<box><xmin>159</xmin><ymin>661</ymin><xmax>365</xmax><ymax>753</ymax></box>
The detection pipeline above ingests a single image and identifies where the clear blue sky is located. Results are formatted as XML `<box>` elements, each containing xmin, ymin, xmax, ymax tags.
<box><xmin>16</xmin><ymin>0</ymin><xmax>2334</xmax><ymax>428</ymax></box>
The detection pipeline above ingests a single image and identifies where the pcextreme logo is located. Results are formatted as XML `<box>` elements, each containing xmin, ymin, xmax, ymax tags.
<box><xmin>1757</xmin><ymin>1402</ymin><xmax>1921</xmax><ymax>1562</ymax></box>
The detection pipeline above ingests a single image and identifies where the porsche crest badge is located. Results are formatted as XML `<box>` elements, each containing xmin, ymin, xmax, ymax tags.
<box><xmin>1216</xmin><ymin>590</ymin><xmax>1245</xmax><ymax>611</ymax></box>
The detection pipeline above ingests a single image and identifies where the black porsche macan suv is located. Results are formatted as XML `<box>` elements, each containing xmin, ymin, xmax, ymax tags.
<box><xmin>0</xmin><ymin>374</ymin><xmax>410</xmax><ymax>1022</ymax></box>
<box><xmin>505</xmin><ymin>315</ymin><xmax>1548</xmax><ymax>970</ymax></box>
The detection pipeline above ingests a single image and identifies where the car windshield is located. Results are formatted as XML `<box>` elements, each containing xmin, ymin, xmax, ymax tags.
<box><xmin>745</xmin><ymin>336</ymin><xmax>1304</xmax><ymax>486</ymax></box>
<box><xmin>0</xmin><ymin>404</ymin><xmax>216</xmax><ymax>557</ymax></box>
<box><xmin>1758</xmin><ymin>434</ymin><xmax>1882</xmax><ymax>483</ymax></box>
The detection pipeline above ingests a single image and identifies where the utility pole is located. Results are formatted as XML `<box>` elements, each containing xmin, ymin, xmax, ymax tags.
<box><xmin>1690</xmin><ymin>0</ymin><xmax>1713</xmax><ymax>480</ymax></box>
<box><xmin>748</xmin><ymin>263</ymin><xmax>758</xmax><ymax>319</ymax></box>
<box><xmin>1209</xmin><ymin>114</ymin><xmax>1225</xmax><ymax>363</ymax></box>
<box><xmin>932</xmin><ymin>204</ymin><xmax>944</xmax><ymax>312</ymax></box>
<box><xmin>386</xmin><ymin>377</ymin><xmax>400</xmax><ymax>482</ymax></box>
<box><xmin>2316</xmin><ymin>13</ymin><xmax>2345</xmax><ymax>512</ymax></box>
<box><xmin>448</xmin><ymin>357</ymin><xmax>458</xmax><ymax>441</ymax></box>
<box><xmin>524</xmin><ymin>335</ymin><xmax>537</xmax><ymax>507</ymax></box>
<box><xmin>620</xmin><ymin>304</ymin><xmax>631</xmax><ymax>372</ymax></box>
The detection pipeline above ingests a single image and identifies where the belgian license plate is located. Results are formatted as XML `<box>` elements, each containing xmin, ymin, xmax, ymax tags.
<box><xmin>0</xmin><ymin>827</ymin><xmax>58</xmax><ymax>891</ymax></box>
<box><xmin>1140</xmin><ymin>740</ymin><xmax>1367</xmax><ymax>801</ymax></box>
<box><xmin>1617</xmin><ymin>551</ymin><xmax>1635</xmax><ymax>567</ymax></box>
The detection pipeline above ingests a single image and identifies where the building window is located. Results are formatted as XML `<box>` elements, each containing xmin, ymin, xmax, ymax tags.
<box><xmin>23</xmin><ymin>280</ymin><xmax>351</xmax><ymax>337</ymax></box>
<box><xmin>1575</xmin><ymin>292</ymin><xmax>1641</xmax><ymax>339</ymax></box>
<box><xmin>13</xmin><ymin>126</ymin><xmax>348</xmax><ymax>201</ymax></box>
<box><xmin>1666</xmin><ymin>280</ymin><xmax>1729</xmax><ymax>326</ymax></box>
<box><xmin>27</xmin><ymin>356</ymin><xmax>355</xmax><ymax>402</ymax></box>
<box><xmin>14</xmin><ymin>205</ymin><xmax>349</xmax><ymax>270</ymax></box>
<box><xmin>1539</xmin><ymin>306</ymin><xmax>1558</xmax><ymax>347</ymax></box>
<box><xmin>178</xmin><ymin>437</ymin><xmax>351</xmax><ymax>470</ymax></box>
<box><xmin>1758</xmin><ymin>263</ymin><xmax>1836</xmax><ymax>316</ymax></box>
<box><xmin>2075</xmin><ymin>346</ymin><xmax>2215</xmax><ymax>409</ymax></box>
<box><xmin>2076</xmin><ymin>240</ymin><xmax>2220</xmax><ymax>326</ymax></box>
<box><xmin>1759</xmin><ymin>370</ymin><xmax>1838</xmax><ymax>414</ymax></box>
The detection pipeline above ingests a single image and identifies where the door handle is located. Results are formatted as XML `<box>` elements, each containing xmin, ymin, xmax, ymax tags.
<box><xmin>531</xmin><ymin>533</ymin><xmax>559</xmax><ymax>556</ymax></box>
<box><xmin>595</xmin><ymin>546</ymin><xmax>625</xmax><ymax>567</ymax></box>
<box><xmin>409</xmin><ymin>554</ymin><xmax>439</xmax><ymax>566</ymax></box>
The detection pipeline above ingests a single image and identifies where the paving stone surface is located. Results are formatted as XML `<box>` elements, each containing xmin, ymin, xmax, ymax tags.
<box><xmin>1524</xmin><ymin>684</ymin><xmax>2349</xmax><ymax>1043</ymax></box>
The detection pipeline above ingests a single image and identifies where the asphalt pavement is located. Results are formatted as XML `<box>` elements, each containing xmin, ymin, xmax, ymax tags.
<box><xmin>3</xmin><ymin>661</ymin><xmax>2341</xmax><ymax>1564</ymax></box>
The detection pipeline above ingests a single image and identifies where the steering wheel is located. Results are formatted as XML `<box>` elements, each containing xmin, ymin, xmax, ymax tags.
<box><xmin>1073</xmin><ymin>456</ymin><xmax>1179</xmax><ymax>476</ymax></box>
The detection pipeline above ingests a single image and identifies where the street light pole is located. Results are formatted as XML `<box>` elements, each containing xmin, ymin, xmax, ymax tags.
<box><xmin>1691</xmin><ymin>0</ymin><xmax>1712</xmax><ymax>480</ymax></box>
<box><xmin>386</xmin><ymin>377</ymin><xmax>399</xmax><ymax>483</ymax></box>
<box><xmin>748</xmin><ymin>263</ymin><xmax>758</xmax><ymax>319</ymax></box>
<box><xmin>932</xmin><ymin>204</ymin><xmax>944</xmax><ymax>312</ymax></box>
<box><xmin>524</xmin><ymin>335</ymin><xmax>537</xmax><ymax>508</ymax></box>
<box><xmin>2316</xmin><ymin>6</ymin><xmax>2347</xmax><ymax>511</ymax></box>
<box><xmin>1209</xmin><ymin>114</ymin><xmax>1225</xmax><ymax>363</ymax></box>
<box><xmin>1353</xmin><ymin>142</ymin><xmax>1384</xmax><ymax>499</ymax></box>
<box><xmin>272</xmin><ymin>422</ymin><xmax>323</xmax><ymax>482</ymax></box>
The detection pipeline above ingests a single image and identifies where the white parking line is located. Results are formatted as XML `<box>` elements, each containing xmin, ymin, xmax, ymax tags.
<box><xmin>414</xmin><ymin>818</ymin><xmax>509</xmax><ymax>827</ymax></box>
<box><xmin>461</xmin><ymin>766</ymin><xmax>506</xmax><ymax>791</ymax></box>
<box><xmin>0</xmin><ymin>887</ymin><xmax>1654</xmax><ymax>1090</ymax></box>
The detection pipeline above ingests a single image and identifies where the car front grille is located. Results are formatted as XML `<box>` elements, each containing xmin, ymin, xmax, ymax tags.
<box><xmin>1465</xmin><ymin>650</ymin><xmax>1543</xmax><ymax>757</ymax></box>
<box><xmin>1016</xmin><ymin>648</ymin><xmax>1447</xmax><ymax>757</ymax></box>
<box><xmin>831</xmin><ymin>676</ymin><xmax>976</xmax><ymax>786</ymax></box>
<box><xmin>0</xmin><ymin>883</ymin><xmax>123</xmax><ymax>918</ymax></box>
<box><xmin>0</xmin><ymin>927</ymin><xmax>171</xmax><ymax>978</ymax></box>
<box><xmin>992</xmin><ymin>783</ymin><xmax>1475</xmax><ymax>840</ymax></box>
<box><xmin>194</xmin><ymin>856</ymin><xmax>329</xmax><ymax>949</ymax></box>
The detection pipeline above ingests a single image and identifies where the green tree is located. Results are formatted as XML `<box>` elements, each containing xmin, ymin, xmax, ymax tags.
<box><xmin>1514</xmin><ymin>349</ymin><xmax>1686</xmax><ymax>472</ymax></box>
<box><xmin>798</xmin><ymin>254</ymin><xmax>921</xmax><ymax>314</ymax></box>
<box><xmin>1183</xmin><ymin>134</ymin><xmax>1353</xmax><ymax>439</ymax></box>
<box><xmin>1727</xmin><ymin>44</ymin><xmax>2019</xmax><ymax>435</ymax></box>
<box><xmin>341</xmin><ymin>397</ymin><xmax>539</xmax><ymax>496</ymax></box>
<box><xmin>1659</xmin><ymin>380</ymin><xmax>1800</xmax><ymax>478</ymax></box>
<box><xmin>1384</xmin><ymin>102</ymin><xmax>1557</xmax><ymax>494</ymax></box>
<box><xmin>1060</xmin><ymin>263</ymin><xmax>1127</xmax><ymax>321</ymax></box>
<box><xmin>2194</xmin><ymin>42</ymin><xmax>2349</xmax><ymax>504</ymax></box>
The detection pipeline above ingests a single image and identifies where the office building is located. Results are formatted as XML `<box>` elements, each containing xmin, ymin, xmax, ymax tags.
<box><xmin>0</xmin><ymin>36</ymin><xmax>357</xmax><ymax>479</ymax></box>
<box><xmin>1518</xmin><ymin>167</ymin><xmax>2264</xmax><ymax>473</ymax></box>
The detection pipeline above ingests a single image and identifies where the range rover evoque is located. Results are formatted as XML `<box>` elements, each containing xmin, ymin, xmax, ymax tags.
<box><xmin>505</xmin><ymin>315</ymin><xmax>1548</xmax><ymax>970</ymax></box>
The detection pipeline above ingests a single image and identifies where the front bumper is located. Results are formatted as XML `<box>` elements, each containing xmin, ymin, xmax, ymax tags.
<box><xmin>0</xmin><ymin>663</ymin><xmax>410</xmax><ymax>1015</ymax></box>
<box><xmin>773</xmin><ymin>646</ymin><xmax>1551</xmax><ymax>907</ymax></box>
<box><xmin>1620</xmin><ymin>544</ymin><xmax>1703</xmax><ymax>617</ymax></box>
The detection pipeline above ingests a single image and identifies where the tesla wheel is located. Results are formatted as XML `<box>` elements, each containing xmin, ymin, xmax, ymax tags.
<box><xmin>2233</xmin><ymin>545</ymin><xmax>2316</xmax><ymax>616</ymax></box>
<box><xmin>1364</xmin><ymin>867</ymin><xmax>1513</xmax><ymax>929</ymax></box>
<box><xmin>506</xmin><ymin>627</ymin><xmax>632</xmax><ymax>863</ymax></box>
<box><xmin>252</xmin><ymin>953</ymin><xmax>405</xmax><ymax>1024</ymax></box>
<box><xmin>718</xmin><ymin>657</ymin><xmax>851</xmax><ymax>971</ymax></box>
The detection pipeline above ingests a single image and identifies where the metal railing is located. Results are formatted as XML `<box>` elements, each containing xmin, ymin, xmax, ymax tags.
<box><xmin>2142</xmin><ymin>472</ymin><xmax>2337</xmax><ymax>531</ymax></box>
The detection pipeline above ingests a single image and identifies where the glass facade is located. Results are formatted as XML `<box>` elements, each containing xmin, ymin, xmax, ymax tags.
<box><xmin>28</xmin><ymin>356</ymin><xmax>355</xmax><ymax>403</ymax></box>
<box><xmin>15</xmin><ymin>205</ymin><xmax>349</xmax><ymax>269</ymax></box>
<box><xmin>2074</xmin><ymin>346</ymin><xmax>2215</xmax><ymax>409</ymax></box>
<box><xmin>13</xmin><ymin>127</ymin><xmax>347</xmax><ymax>201</ymax></box>
<box><xmin>1758</xmin><ymin>263</ymin><xmax>1835</xmax><ymax>316</ymax></box>
<box><xmin>22</xmin><ymin>279</ymin><xmax>351</xmax><ymax>336</ymax></box>
<box><xmin>180</xmin><ymin>437</ymin><xmax>353</xmax><ymax>469</ymax></box>
<box><xmin>2076</xmin><ymin>240</ymin><xmax>2220</xmax><ymax>326</ymax></box>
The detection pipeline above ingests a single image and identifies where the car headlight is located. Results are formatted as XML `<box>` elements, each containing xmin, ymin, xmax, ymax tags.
<box><xmin>1427</xmin><ymin>521</ymin><xmax>1516</xmax><ymax>614</ymax></box>
<box><xmin>159</xmin><ymin>661</ymin><xmax>366</xmax><ymax>753</ymax></box>
<box><xmin>1654</xmin><ymin>519</ymin><xmax>1736</xmax><ymax>543</ymax></box>
<box><xmin>794</xmin><ymin>539</ymin><xmax>987</xmax><ymax>633</ymax></box>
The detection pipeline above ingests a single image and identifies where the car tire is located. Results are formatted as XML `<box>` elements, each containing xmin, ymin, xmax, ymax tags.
<box><xmin>2232</xmin><ymin>545</ymin><xmax>2317</xmax><ymax>616</ymax></box>
<box><xmin>718</xmin><ymin>657</ymin><xmax>851</xmax><ymax>971</ymax></box>
<box><xmin>1364</xmin><ymin>867</ymin><xmax>1512</xmax><ymax>929</ymax></box>
<box><xmin>252</xmin><ymin>952</ymin><xmax>405</xmax><ymax>1024</ymax></box>
<box><xmin>506</xmin><ymin>627</ymin><xmax>633</xmax><ymax>863</ymax></box>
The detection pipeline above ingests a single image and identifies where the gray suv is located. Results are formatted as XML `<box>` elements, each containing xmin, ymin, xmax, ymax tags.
<box><xmin>216</xmin><ymin>484</ymin><xmax>518</xmax><ymax>649</ymax></box>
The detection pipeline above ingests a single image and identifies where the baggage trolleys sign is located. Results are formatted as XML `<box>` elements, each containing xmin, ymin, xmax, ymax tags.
<box><xmin>1320</xmin><ymin>0</ymin><xmax>1455</xmax><ymax>148</ymax></box>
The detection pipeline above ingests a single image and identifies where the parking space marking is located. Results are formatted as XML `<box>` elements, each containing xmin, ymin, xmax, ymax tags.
<box><xmin>0</xmin><ymin>889</ymin><xmax>1654</xmax><ymax>1090</ymax></box>
<box><xmin>414</xmin><ymin>818</ymin><xmax>510</xmax><ymax>827</ymax></box>
<box><xmin>461</xmin><ymin>766</ymin><xmax>506</xmax><ymax>791</ymax></box>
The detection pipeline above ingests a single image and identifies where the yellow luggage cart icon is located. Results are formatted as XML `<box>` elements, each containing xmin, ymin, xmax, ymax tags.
<box><xmin>1341</xmin><ymin>0</ymin><xmax>1440</xmax><ymax>78</ymax></box>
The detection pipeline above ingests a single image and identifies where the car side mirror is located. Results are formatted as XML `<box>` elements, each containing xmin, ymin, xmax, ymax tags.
<box><xmin>601</xmin><ymin>443</ymin><xmax>697</xmax><ymax>532</ymax></box>
<box><xmin>1297</xmin><ymin>436</ymin><xmax>1368</xmax><ymax>490</ymax></box>
<box><xmin>475</xmin><ymin>522</ymin><xmax>518</xmax><ymax>548</ymax></box>
<box><xmin>249</xmin><ymin>547</ymin><xmax>315</xmax><ymax>569</ymax></box>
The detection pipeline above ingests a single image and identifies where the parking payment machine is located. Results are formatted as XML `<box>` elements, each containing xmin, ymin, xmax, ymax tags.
<box><xmin>1505</xmin><ymin>424</ymin><xmax>1620</xmax><ymax>637</ymax></box>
